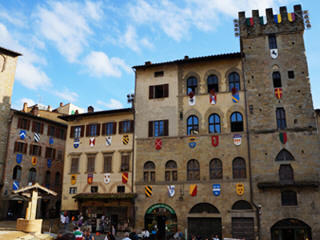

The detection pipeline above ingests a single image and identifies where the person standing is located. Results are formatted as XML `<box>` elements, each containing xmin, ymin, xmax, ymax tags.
<box><xmin>73</xmin><ymin>226</ymin><xmax>83</xmax><ymax>240</ymax></box>
<box><xmin>84</xmin><ymin>229</ymin><xmax>95</xmax><ymax>240</ymax></box>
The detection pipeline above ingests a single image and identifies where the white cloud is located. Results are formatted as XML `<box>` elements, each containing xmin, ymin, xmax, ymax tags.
<box><xmin>120</xmin><ymin>25</ymin><xmax>153</xmax><ymax>52</ymax></box>
<box><xmin>128</xmin><ymin>0</ymin><xmax>294</xmax><ymax>41</ymax></box>
<box><xmin>0</xmin><ymin>7</ymin><xmax>25</xmax><ymax>27</ymax></box>
<box><xmin>52</xmin><ymin>88</ymin><xmax>79</xmax><ymax>103</ymax></box>
<box><xmin>34</xmin><ymin>1</ymin><xmax>103</xmax><ymax>62</ymax></box>
<box><xmin>97</xmin><ymin>99</ymin><xmax>124</xmax><ymax>110</ymax></box>
<box><xmin>84</xmin><ymin>51</ymin><xmax>131</xmax><ymax>78</ymax></box>
<box><xmin>12</xmin><ymin>98</ymin><xmax>36</xmax><ymax>110</ymax></box>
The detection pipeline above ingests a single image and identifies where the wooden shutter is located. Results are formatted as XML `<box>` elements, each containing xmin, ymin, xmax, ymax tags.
<box><xmin>23</xmin><ymin>143</ymin><xmax>27</xmax><ymax>154</ymax></box>
<box><xmin>113</xmin><ymin>122</ymin><xmax>117</xmax><ymax>135</ymax></box>
<box><xmin>130</xmin><ymin>120</ymin><xmax>134</xmax><ymax>133</ymax></box>
<box><xmin>164</xmin><ymin>120</ymin><xmax>169</xmax><ymax>136</ymax></box>
<box><xmin>119</xmin><ymin>121</ymin><xmax>123</xmax><ymax>134</ymax></box>
<box><xmin>102</xmin><ymin>123</ymin><xmax>106</xmax><ymax>135</ymax></box>
<box><xmin>26</xmin><ymin>120</ymin><xmax>30</xmax><ymax>130</ymax></box>
<box><xmin>149</xmin><ymin>86</ymin><xmax>154</xmax><ymax>99</ymax></box>
<box><xmin>39</xmin><ymin>146</ymin><xmax>42</xmax><ymax>157</ymax></box>
<box><xmin>148</xmin><ymin>121</ymin><xmax>153</xmax><ymax>137</ymax></box>
<box><xmin>55</xmin><ymin>127</ymin><xmax>60</xmax><ymax>138</ymax></box>
<box><xmin>163</xmin><ymin>84</ymin><xmax>169</xmax><ymax>97</ymax></box>
<box><xmin>14</xmin><ymin>142</ymin><xmax>18</xmax><ymax>152</ymax></box>
<box><xmin>86</xmin><ymin>125</ymin><xmax>90</xmax><ymax>137</ymax></box>
<box><xmin>63</xmin><ymin>128</ymin><xmax>66</xmax><ymax>139</ymax></box>
<box><xmin>70</xmin><ymin>126</ymin><xmax>75</xmax><ymax>138</ymax></box>
<box><xmin>96</xmin><ymin>124</ymin><xmax>100</xmax><ymax>136</ymax></box>
<box><xmin>53</xmin><ymin>149</ymin><xmax>56</xmax><ymax>160</ymax></box>
<box><xmin>40</xmin><ymin>123</ymin><xmax>44</xmax><ymax>134</ymax></box>
<box><xmin>29</xmin><ymin>144</ymin><xmax>33</xmax><ymax>155</ymax></box>
<box><xmin>47</xmin><ymin>125</ymin><xmax>50</xmax><ymax>135</ymax></box>
<box><xmin>17</xmin><ymin>118</ymin><xmax>21</xmax><ymax>128</ymax></box>
<box><xmin>32</xmin><ymin>121</ymin><xmax>35</xmax><ymax>132</ymax></box>
<box><xmin>80</xmin><ymin>126</ymin><xmax>84</xmax><ymax>137</ymax></box>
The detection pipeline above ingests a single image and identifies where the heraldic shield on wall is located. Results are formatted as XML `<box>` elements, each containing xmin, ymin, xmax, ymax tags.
<box><xmin>71</xmin><ymin>175</ymin><xmax>77</xmax><ymax>185</ymax></box>
<box><xmin>167</xmin><ymin>185</ymin><xmax>175</xmax><ymax>197</ymax></box>
<box><xmin>145</xmin><ymin>185</ymin><xmax>152</xmax><ymax>197</ymax></box>
<box><xmin>236</xmin><ymin>183</ymin><xmax>244</xmax><ymax>196</ymax></box>
<box><xmin>213</xmin><ymin>184</ymin><xmax>221</xmax><ymax>196</ymax></box>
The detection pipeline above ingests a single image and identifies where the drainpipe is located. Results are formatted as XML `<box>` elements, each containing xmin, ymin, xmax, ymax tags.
<box><xmin>240</xmin><ymin>51</ymin><xmax>261</xmax><ymax>240</ymax></box>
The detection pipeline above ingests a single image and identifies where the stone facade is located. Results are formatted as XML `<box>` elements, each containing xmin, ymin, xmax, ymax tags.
<box><xmin>0</xmin><ymin>109</ymin><xmax>66</xmax><ymax>220</ymax></box>
<box><xmin>239</xmin><ymin>5</ymin><xmax>320</xmax><ymax>240</ymax></box>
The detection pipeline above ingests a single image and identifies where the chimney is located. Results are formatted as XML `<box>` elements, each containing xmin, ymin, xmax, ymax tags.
<box><xmin>60</xmin><ymin>102</ymin><xmax>63</xmax><ymax>107</ymax></box>
<box><xmin>88</xmin><ymin>106</ymin><xmax>94</xmax><ymax>113</ymax></box>
<box><xmin>31</xmin><ymin>106</ymin><xmax>39</xmax><ymax>116</ymax></box>
<box><xmin>22</xmin><ymin>102</ymin><xmax>28</xmax><ymax>112</ymax></box>
<box><xmin>184</xmin><ymin>55</ymin><xmax>189</xmax><ymax>60</ymax></box>
<box><xmin>47</xmin><ymin>105</ymin><xmax>52</xmax><ymax>112</ymax></box>
<box><xmin>145</xmin><ymin>61</ymin><xmax>152</xmax><ymax>65</ymax></box>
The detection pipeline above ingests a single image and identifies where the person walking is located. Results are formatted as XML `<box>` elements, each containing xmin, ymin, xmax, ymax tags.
<box><xmin>84</xmin><ymin>229</ymin><xmax>95</xmax><ymax>240</ymax></box>
<box><xmin>73</xmin><ymin>226</ymin><xmax>83</xmax><ymax>240</ymax></box>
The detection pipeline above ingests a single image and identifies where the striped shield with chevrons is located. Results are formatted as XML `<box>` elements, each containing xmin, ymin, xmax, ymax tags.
<box><xmin>145</xmin><ymin>185</ymin><xmax>152</xmax><ymax>197</ymax></box>
<box><xmin>34</xmin><ymin>133</ymin><xmax>40</xmax><ymax>142</ymax></box>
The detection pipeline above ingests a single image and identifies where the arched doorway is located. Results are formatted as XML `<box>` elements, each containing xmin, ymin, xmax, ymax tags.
<box><xmin>188</xmin><ymin>203</ymin><xmax>221</xmax><ymax>240</ymax></box>
<box><xmin>7</xmin><ymin>195</ymin><xmax>26</xmax><ymax>219</ymax></box>
<box><xmin>145</xmin><ymin>203</ymin><xmax>177</xmax><ymax>240</ymax></box>
<box><xmin>271</xmin><ymin>219</ymin><xmax>312</xmax><ymax>240</ymax></box>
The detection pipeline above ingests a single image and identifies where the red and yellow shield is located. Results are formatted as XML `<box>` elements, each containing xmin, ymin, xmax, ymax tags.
<box><xmin>189</xmin><ymin>184</ymin><xmax>197</xmax><ymax>197</ymax></box>
<box><xmin>31</xmin><ymin>156</ymin><xmax>37</xmax><ymax>166</ymax></box>
<box><xmin>275</xmin><ymin>88</ymin><xmax>282</xmax><ymax>99</ymax></box>
<box><xmin>87</xmin><ymin>174</ymin><xmax>93</xmax><ymax>184</ymax></box>
<box><xmin>122</xmin><ymin>172</ymin><xmax>128</xmax><ymax>184</ymax></box>
<box><xmin>71</xmin><ymin>175</ymin><xmax>77</xmax><ymax>185</ymax></box>
<box><xmin>211</xmin><ymin>135</ymin><xmax>219</xmax><ymax>147</ymax></box>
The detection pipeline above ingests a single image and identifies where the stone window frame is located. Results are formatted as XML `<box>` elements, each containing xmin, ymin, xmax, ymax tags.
<box><xmin>230</xmin><ymin>112</ymin><xmax>244</xmax><ymax>132</ymax></box>
<box><xmin>209</xmin><ymin>158</ymin><xmax>223</xmax><ymax>179</ymax></box>
<box><xmin>276</xmin><ymin>107</ymin><xmax>287</xmax><ymax>130</ymax></box>
<box><xmin>184</xmin><ymin>109</ymin><xmax>202</xmax><ymax>136</ymax></box>
<box><xmin>204</xmin><ymin>69</ymin><xmax>222</xmax><ymax>93</ymax></box>
<box><xmin>165</xmin><ymin>160</ymin><xmax>177</xmax><ymax>182</ymax></box>
<box><xmin>208</xmin><ymin>113</ymin><xmax>221</xmax><ymax>134</ymax></box>
<box><xmin>225</xmin><ymin>68</ymin><xmax>242</xmax><ymax>93</ymax></box>
<box><xmin>187</xmin><ymin>159</ymin><xmax>200</xmax><ymax>181</ymax></box>
<box><xmin>182</xmin><ymin>72</ymin><xmax>201</xmax><ymax>95</ymax></box>
<box><xmin>143</xmin><ymin>161</ymin><xmax>155</xmax><ymax>183</ymax></box>
<box><xmin>232</xmin><ymin>157</ymin><xmax>247</xmax><ymax>179</ymax></box>
<box><xmin>187</xmin><ymin>115</ymin><xmax>199</xmax><ymax>135</ymax></box>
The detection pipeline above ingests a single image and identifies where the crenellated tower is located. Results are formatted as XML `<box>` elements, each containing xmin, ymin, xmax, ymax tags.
<box><xmin>239</xmin><ymin>5</ymin><xmax>320</xmax><ymax>240</ymax></box>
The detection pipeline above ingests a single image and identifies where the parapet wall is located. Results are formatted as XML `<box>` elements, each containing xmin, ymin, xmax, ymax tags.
<box><xmin>238</xmin><ymin>4</ymin><xmax>305</xmax><ymax>38</ymax></box>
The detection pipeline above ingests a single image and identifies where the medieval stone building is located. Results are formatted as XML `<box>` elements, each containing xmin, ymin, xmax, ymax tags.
<box><xmin>133</xmin><ymin>4</ymin><xmax>320</xmax><ymax>240</ymax></box>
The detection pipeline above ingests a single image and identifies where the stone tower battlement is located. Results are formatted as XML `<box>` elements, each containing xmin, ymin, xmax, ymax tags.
<box><xmin>238</xmin><ymin>5</ymin><xmax>305</xmax><ymax>38</ymax></box>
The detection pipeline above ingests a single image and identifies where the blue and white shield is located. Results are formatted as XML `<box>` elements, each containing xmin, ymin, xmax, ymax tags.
<box><xmin>16</xmin><ymin>154</ymin><xmax>22</xmax><ymax>164</ymax></box>
<box><xmin>167</xmin><ymin>185</ymin><xmax>175</xmax><ymax>197</ymax></box>
<box><xmin>74</xmin><ymin>138</ymin><xmax>80</xmax><ymax>148</ymax></box>
<box><xmin>49</xmin><ymin>137</ymin><xmax>54</xmax><ymax>145</ymax></box>
<box><xmin>13</xmin><ymin>180</ymin><xmax>19</xmax><ymax>191</ymax></box>
<box><xmin>19</xmin><ymin>130</ymin><xmax>26</xmax><ymax>140</ymax></box>
<box><xmin>213</xmin><ymin>184</ymin><xmax>221</xmax><ymax>196</ymax></box>
<box><xmin>47</xmin><ymin>159</ymin><xmax>52</xmax><ymax>168</ymax></box>
<box><xmin>189</xmin><ymin>142</ymin><xmax>196</xmax><ymax>148</ymax></box>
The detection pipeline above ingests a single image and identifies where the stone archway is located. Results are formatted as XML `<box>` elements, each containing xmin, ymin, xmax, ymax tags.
<box><xmin>271</xmin><ymin>218</ymin><xmax>312</xmax><ymax>240</ymax></box>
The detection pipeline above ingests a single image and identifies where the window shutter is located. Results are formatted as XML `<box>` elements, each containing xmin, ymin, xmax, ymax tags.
<box><xmin>148</xmin><ymin>121</ymin><xmax>153</xmax><ymax>137</ymax></box>
<box><xmin>102</xmin><ymin>123</ymin><xmax>106</xmax><ymax>135</ymax></box>
<box><xmin>63</xmin><ymin>129</ymin><xmax>66</xmax><ymax>140</ymax></box>
<box><xmin>47</xmin><ymin>125</ymin><xmax>50</xmax><ymax>135</ymax></box>
<box><xmin>32</xmin><ymin>121</ymin><xmax>35</xmax><ymax>132</ymax></box>
<box><xmin>40</xmin><ymin>123</ymin><xmax>44</xmax><ymax>134</ymax></box>
<box><xmin>26</xmin><ymin>120</ymin><xmax>30</xmax><ymax>130</ymax></box>
<box><xmin>55</xmin><ymin>127</ymin><xmax>60</xmax><ymax>138</ymax></box>
<box><xmin>96</xmin><ymin>124</ymin><xmax>101</xmax><ymax>136</ymax></box>
<box><xmin>24</xmin><ymin>143</ymin><xmax>27</xmax><ymax>154</ymax></box>
<box><xmin>70</xmin><ymin>126</ymin><xmax>75</xmax><ymax>138</ymax></box>
<box><xmin>80</xmin><ymin>126</ymin><xmax>85</xmax><ymax>137</ymax></box>
<box><xmin>53</xmin><ymin>149</ymin><xmax>56</xmax><ymax>160</ymax></box>
<box><xmin>17</xmin><ymin>118</ymin><xmax>21</xmax><ymax>128</ymax></box>
<box><xmin>119</xmin><ymin>121</ymin><xmax>123</xmax><ymax>134</ymax></box>
<box><xmin>39</xmin><ymin>146</ymin><xmax>42</xmax><ymax>157</ymax></box>
<box><xmin>113</xmin><ymin>122</ymin><xmax>117</xmax><ymax>135</ymax></box>
<box><xmin>149</xmin><ymin>86</ymin><xmax>154</xmax><ymax>99</ymax></box>
<box><xmin>86</xmin><ymin>125</ymin><xmax>90</xmax><ymax>137</ymax></box>
<box><xmin>130</xmin><ymin>120</ymin><xmax>134</xmax><ymax>133</ymax></box>
<box><xmin>163</xmin><ymin>84</ymin><xmax>169</xmax><ymax>97</ymax></box>
<box><xmin>164</xmin><ymin>120</ymin><xmax>169</xmax><ymax>136</ymax></box>
<box><xmin>14</xmin><ymin>142</ymin><xmax>18</xmax><ymax>152</ymax></box>
<box><xmin>29</xmin><ymin>145</ymin><xmax>33</xmax><ymax>155</ymax></box>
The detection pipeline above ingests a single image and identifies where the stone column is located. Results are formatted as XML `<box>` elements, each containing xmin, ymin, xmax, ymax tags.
<box><xmin>30</xmin><ymin>190</ymin><xmax>38</xmax><ymax>220</ymax></box>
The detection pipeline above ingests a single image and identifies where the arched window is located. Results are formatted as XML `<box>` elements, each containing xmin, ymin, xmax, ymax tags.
<box><xmin>189</xmin><ymin>203</ymin><xmax>220</xmax><ymax>214</ymax></box>
<box><xmin>232</xmin><ymin>200</ymin><xmax>252</xmax><ymax>210</ymax></box>
<box><xmin>228</xmin><ymin>72</ymin><xmax>240</xmax><ymax>91</ymax></box>
<box><xmin>187</xmin><ymin>76</ymin><xmax>198</xmax><ymax>95</ymax></box>
<box><xmin>233</xmin><ymin>158</ymin><xmax>246</xmax><ymax>179</ymax></box>
<box><xmin>276</xmin><ymin>108</ymin><xmax>287</xmax><ymax>129</ymax></box>
<box><xmin>272</xmin><ymin>71</ymin><xmax>282</xmax><ymax>88</ymax></box>
<box><xmin>281</xmin><ymin>190</ymin><xmax>297</xmax><ymax>206</ymax></box>
<box><xmin>45</xmin><ymin>171</ymin><xmax>51</xmax><ymax>188</ymax></box>
<box><xmin>55</xmin><ymin>172</ymin><xmax>61</xmax><ymax>186</ymax></box>
<box><xmin>279</xmin><ymin>164</ymin><xmax>294</xmax><ymax>184</ymax></box>
<box><xmin>144</xmin><ymin>161</ymin><xmax>155</xmax><ymax>183</ymax></box>
<box><xmin>209</xmin><ymin>159</ymin><xmax>222</xmax><ymax>179</ymax></box>
<box><xmin>28</xmin><ymin>168</ymin><xmax>37</xmax><ymax>184</ymax></box>
<box><xmin>208</xmin><ymin>114</ymin><xmax>221</xmax><ymax>133</ymax></box>
<box><xmin>187</xmin><ymin>159</ymin><xmax>200</xmax><ymax>181</ymax></box>
<box><xmin>207</xmin><ymin>75</ymin><xmax>219</xmax><ymax>93</ymax></box>
<box><xmin>276</xmin><ymin>149</ymin><xmax>294</xmax><ymax>161</ymax></box>
<box><xmin>12</xmin><ymin>166</ymin><xmax>22</xmax><ymax>181</ymax></box>
<box><xmin>230</xmin><ymin>112</ymin><xmax>243</xmax><ymax>132</ymax></box>
<box><xmin>165</xmin><ymin>160</ymin><xmax>177</xmax><ymax>182</ymax></box>
<box><xmin>187</xmin><ymin>115</ymin><xmax>199</xmax><ymax>135</ymax></box>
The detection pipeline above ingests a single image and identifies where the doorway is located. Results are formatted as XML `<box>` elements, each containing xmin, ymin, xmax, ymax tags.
<box><xmin>271</xmin><ymin>218</ymin><xmax>312</xmax><ymax>240</ymax></box>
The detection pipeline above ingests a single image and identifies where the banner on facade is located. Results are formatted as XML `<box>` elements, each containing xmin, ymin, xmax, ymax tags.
<box><xmin>122</xmin><ymin>172</ymin><xmax>128</xmax><ymax>184</ymax></box>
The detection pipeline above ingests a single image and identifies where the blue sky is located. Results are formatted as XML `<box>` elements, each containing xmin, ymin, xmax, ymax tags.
<box><xmin>1</xmin><ymin>0</ymin><xmax>319</xmax><ymax>111</ymax></box>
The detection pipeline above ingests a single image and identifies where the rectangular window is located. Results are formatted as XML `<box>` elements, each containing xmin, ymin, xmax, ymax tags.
<box><xmin>276</xmin><ymin>108</ymin><xmax>287</xmax><ymax>129</ymax></box>
<box><xmin>154</xmin><ymin>71</ymin><xmax>164</xmax><ymax>77</ymax></box>
<box><xmin>144</xmin><ymin>172</ymin><xmax>149</xmax><ymax>182</ymax></box>
<box><xmin>148</xmin><ymin>120</ymin><xmax>169</xmax><ymax>137</ymax></box>
<box><xmin>281</xmin><ymin>191</ymin><xmax>297</xmax><ymax>206</ymax></box>
<box><xmin>91</xmin><ymin>186</ymin><xmax>98</xmax><ymax>193</ymax></box>
<box><xmin>150</xmin><ymin>172</ymin><xmax>155</xmax><ymax>183</ymax></box>
<box><xmin>103</xmin><ymin>122</ymin><xmax>116</xmax><ymax>135</ymax></box>
<box><xmin>14</xmin><ymin>142</ymin><xmax>27</xmax><ymax>154</ymax></box>
<box><xmin>32</xmin><ymin>121</ymin><xmax>43</xmax><ymax>133</ymax></box>
<box><xmin>18</xmin><ymin>118</ymin><xmax>30</xmax><ymax>130</ymax></box>
<box><xmin>86</xmin><ymin>124</ymin><xmax>100</xmax><ymax>137</ymax></box>
<box><xmin>288</xmin><ymin>71</ymin><xmax>295</xmax><ymax>79</ymax></box>
<box><xmin>56</xmin><ymin>128</ymin><xmax>66</xmax><ymax>139</ymax></box>
<box><xmin>69</xmin><ymin>187</ymin><xmax>77</xmax><ymax>194</ymax></box>
<box><xmin>57</xmin><ymin>150</ymin><xmax>63</xmax><ymax>161</ymax></box>
<box><xmin>45</xmin><ymin>147</ymin><xmax>55</xmax><ymax>159</ymax></box>
<box><xmin>30</xmin><ymin>145</ymin><xmax>41</xmax><ymax>156</ymax></box>
<box><xmin>119</xmin><ymin>120</ymin><xmax>134</xmax><ymax>134</ymax></box>
<box><xmin>103</xmin><ymin>155</ymin><xmax>112</xmax><ymax>173</ymax></box>
<box><xmin>48</xmin><ymin>125</ymin><xmax>56</xmax><ymax>137</ymax></box>
<box><xmin>117</xmin><ymin>186</ymin><xmax>125</xmax><ymax>193</ymax></box>
<box><xmin>87</xmin><ymin>155</ymin><xmax>96</xmax><ymax>173</ymax></box>
<box><xmin>70</xmin><ymin>125</ymin><xmax>84</xmax><ymax>138</ymax></box>
<box><xmin>71</xmin><ymin>157</ymin><xmax>79</xmax><ymax>173</ymax></box>
<box><xmin>149</xmin><ymin>84</ymin><xmax>169</xmax><ymax>99</ymax></box>
<box><xmin>121</xmin><ymin>155</ymin><xmax>130</xmax><ymax>172</ymax></box>
<box><xmin>268</xmin><ymin>34</ymin><xmax>277</xmax><ymax>49</ymax></box>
